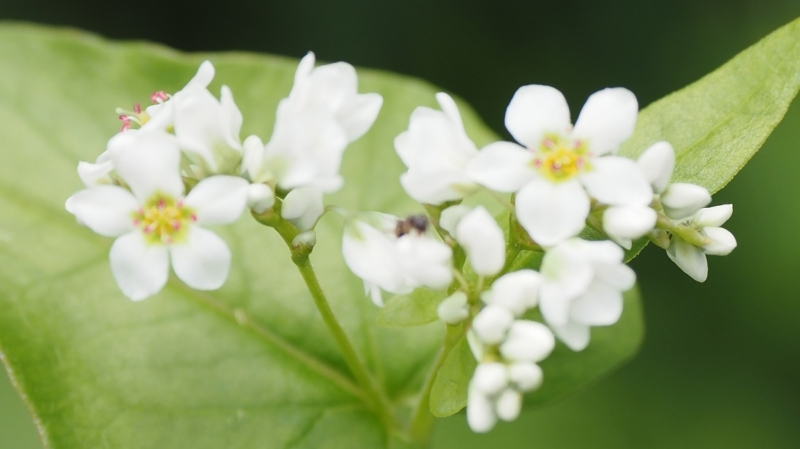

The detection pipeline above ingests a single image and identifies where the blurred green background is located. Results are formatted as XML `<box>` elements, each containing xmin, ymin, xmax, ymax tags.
<box><xmin>2</xmin><ymin>1</ymin><xmax>800</xmax><ymax>448</ymax></box>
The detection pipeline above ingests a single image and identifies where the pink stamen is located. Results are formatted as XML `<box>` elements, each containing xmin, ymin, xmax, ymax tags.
<box><xmin>171</xmin><ymin>221</ymin><xmax>181</xmax><ymax>230</ymax></box>
<box><xmin>144</xmin><ymin>224</ymin><xmax>155</xmax><ymax>234</ymax></box>
<box><xmin>543</xmin><ymin>139</ymin><xmax>554</xmax><ymax>148</ymax></box>
<box><xmin>533</xmin><ymin>159</ymin><xmax>542</xmax><ymax>168</ymax></box>
<box><xmin>158</xmin><ymin>200</ymin><xmax>165</xmax><ymax>209</ymax></box>
<box><xmin>119</xmin><ymin>115</ymin><xmax>131</xmax><ymax>132</ymax></box>
<box><xmin>132</xmin><ymin>219</ymin><xmax>140</xmax><ymax>226</ymax></box>
<box><xmin>190</xmin><ymin>214</ymin><xmax>198</xmax><ymax>222</ymax></box>
<box><xmin>572</xmin><ymin>140</ymin><xmax>582</xmax><ymax>149</ymax></box>
<box><xmin>576</xmin><ymin>158</ymin><xmax>584</xmax><ymax>168</ymax></box>
<box><xmin>150</xmin><ymin>91</ymin><xmax>169</xmax><ymax>104</ymax></box>
<box><xmin>133</xmin><ymin>103</ymin><xmax>142</xmax><ymax>114</ymax></box>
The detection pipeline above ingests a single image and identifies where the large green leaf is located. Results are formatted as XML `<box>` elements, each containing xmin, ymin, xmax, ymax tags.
<box><xmin>620</xmin><ymin>17</ymin><xmax>800</xmax><ymax>193</ymax></box>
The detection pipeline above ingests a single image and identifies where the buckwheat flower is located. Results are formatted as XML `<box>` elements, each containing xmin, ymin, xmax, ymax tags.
<box><xmin>539</xmin><ymin>238</ymin><xmax>635</xmax><ymax>350</ymax></box>
<box><xmin>245</xmin><ymin>52</ymin><xmax>382</xmax><ymax>229</ymax></box>
<box><xmin>395</xmin><ymin>92</ymin><xmax>479</xmax><ymax>204</ymax></box>
<box><xmin>667</xmin><ymin>205</ymin><xmax>736</xmax><ymax>282</ymax></box>
<box><xmin>65</xmin><ymin>130</ymin><xmax>249</xmax><ymax>301</ymax></box>
<box><xmin>172</xmin><ymin>82</ymin><xmax>244</xmax><ymax>177</ymax></box>
<box><xmin>341</xmin><ymin>213</ymin><xmax>452</xmax><ymax>306</ymax></box>
<box><xmin>467</xmin><ymin>85</ymin><xmax>652</xmax><ymax>247</ymax></box>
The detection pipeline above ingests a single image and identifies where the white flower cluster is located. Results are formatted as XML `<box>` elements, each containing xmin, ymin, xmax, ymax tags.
<box><xmin>66</xmin><ymin>54</ymin><xmax>382</xmax><ymax>300</ymax></box>
<box><xmin>64</xmin><ymin>55</ymin><xmax>738</xmax><ymax>434</ymax></box>
<box><xmin>341</xmin><ymin>86</ymin><xmax>737</xmax><ymax>432</ymax></box>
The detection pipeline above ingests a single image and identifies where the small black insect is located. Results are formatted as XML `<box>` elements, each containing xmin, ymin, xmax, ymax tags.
<box><xmin>395</xmin><ymin>214</ymin><xmax>429</xmax><ymax>237</ymax></box>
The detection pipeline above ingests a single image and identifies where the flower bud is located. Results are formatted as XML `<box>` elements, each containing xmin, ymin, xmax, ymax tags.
<box><xmin>637</xmin><ymin>141</ymin><xmax>674</xmax><ymax>194</ymax></box>
<box><xmin>481</xmin><ymin>270</ymin><xmax>541</xmax><ymax>317</ymax></box>
<box><xmin>508</xmin><ymin>362</ymin><xmax>544</xmax><ymax>392</ymax></box>
<box><xmin>495</xmin><ymin>389</ymin><xmax>523</xmax><ymax>422</ymax></box>
<box><xmin>473</xmin><ymin>362</ymin><xmax>508</xmax><ymax>395</ymax></box>
<box><xmin>456</xmin><ymin>206</ymin><xmax>506</xmax><ymax>276</ymax></box>
<box><xmin>467</xmin><ymin>387</ymin><xmax>497</xmax><ymax>433</ymax></box>
<box><xmin>661</xmin><ymin>183</ymin><xmax>711</xmax><ymax>219</ymax></box>
<box><xmin>472</xmin><ymin>305</ymin><xmax>514</xmax><ymax>345</ymax></box>
<box><xmin>692</xmin><ymin>204</ymin><xmax>733</xmax><ymax>228</ymax></box>
<box><xmin>702</xmin><ymin>227</ymin><xmax>737</xmax><ymax>256</ymax></box>
<box><xmin>247</xmin><ymin>183</ymin><xmax>275</xmax><ymax>213</ymax></box>
<box><xmin>439</xmin><ymin>205</ymin><xmax>471</xmax><ymax>236</ymax></box>
<box><xmin>499</xmin><ymin>321</ymin><xmax>555</xmax><ymax>362</ymax></box>
<box><xmin>437</xmin><ymin>291</ymin><xmax>469</xmax><ymax>325</ymax></box>
<box><xmin>603</xmin><ymin>205</ymin><xmax>657</xmax><ymax>240</ymax></box>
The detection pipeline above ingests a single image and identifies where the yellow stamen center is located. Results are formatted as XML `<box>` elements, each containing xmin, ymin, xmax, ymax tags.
<box><xmin>532</xmin><ymin>133</ymin><xmax>591</xmax><ymax>182</ymax></box>
<box><xmin>132</xmin><ymin>193</ymin><xmax>195</xmax><ymax>245</ymax></box>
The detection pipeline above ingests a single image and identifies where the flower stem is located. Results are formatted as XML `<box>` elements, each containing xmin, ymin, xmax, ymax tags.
<box><xmin>408</xmin><ymin>324</ymin><xmax>464</xmax><ymax>444</ymax></box>
<box><xmin>292</xmin><ymin>256</ymin><xmax>396</xmax><ymax>430</ymax></box>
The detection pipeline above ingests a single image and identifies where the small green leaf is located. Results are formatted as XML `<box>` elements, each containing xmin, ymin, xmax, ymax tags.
<box><xmin>621</xmin><ymin>16</ymin><xmax>800</xmax><ymax>193</ymax></box>
<box><xmin>377</xmin><ymin>289</ymin><xmax>446</xmax><ymax>327</ymax></box>
<box><xmin>430</xmin><ymin>334</ymin><xmax>477</xmax><ymax>418</ymax></box>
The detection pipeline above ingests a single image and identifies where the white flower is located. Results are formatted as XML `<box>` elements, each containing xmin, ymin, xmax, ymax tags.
<box><xmin>395</xmin><ymin>92</ymin><xmax>479</xmax><ymax>204</ymax></box>
<box><xmin>244</xmin><ymin>52</ymin><xmax>383</xmax><ymax>229</ymax></box>
<box><xmin>472</xmin><ymin>305</ymin><xmax>514</xmax><ymax>345</ymax></box>
<box><xmin>65</xmin><ymin>130</ymin><xmax>249</xmax><ymax>301</ymax></box>
<box><xmin>539</xmin><ymin>238</ymin><xmax>635</xmax><ymax>351</ymax></box>
<box><xmin>667</xmin><ymin>205</ymin><xmax>736</xmax><ymax>282</ymax></box>
<box><xmin>173</xmin><ymin>83</ymin><xmax>244</xmax><ymax>177</ymax></box>
<box><xmin>141</xmin><ymin>61</ymin><xmax>216</xmax><ymax>131</ymax></box>
<box><xmin>467</xmin><ymin>85</ymin><xmax>652</xmax><ymax>247</ymax></box>
<box><xmin>448</xmin><ymin>206</ymin><xmax>506</xmax><ymax>277</ymax></box>
<box><xmin>341</xmin><ymin>213</ymin><xmax>452</xmax><ymax>306</ymax></box>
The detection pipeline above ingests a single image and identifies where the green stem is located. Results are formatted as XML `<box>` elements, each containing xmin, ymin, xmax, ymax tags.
<box><xmin>408</xmin><ymin>324</ymin><xmax>463</xmax><ymax>444</ymax></box>
<box><xmin>253</xmin><ymin>202</ymin><xmax>396</xmax><ymax>431</ymax></box>
<box><xmin>293</xmin><ymin>256</ymin><xmax>396</xmax><ymax>430</ymax></box>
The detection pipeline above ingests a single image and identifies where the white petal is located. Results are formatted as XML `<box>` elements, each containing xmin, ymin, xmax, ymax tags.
<box><xmin>435</xmin><ymin>92</ymin><xmax>465</xmax><ymax>129</ymax></box>
<box><xmin>456</xmin><ymin>206</ymin><xmax>506</xmax><ymax>276</ymax></box>
<box><xmin>396</xmin><ymin>235</ymin><xmax>453</xmax><ymax>289</ymax></box>
<box><xmin>247</xmin><ymin>183</ymin><xmax>275</xmax><ymax>214</ymax></box>
<box><xmin>581</xmin><ymin>156</ymin><xmax>653</xmax><ymax>206</ymax></box>
<box><xmin>539</xmin><ymin>244</ymin><xmax>594</xmax><ymax>326</ymax></box>
<box><xmin>400</xmin><ymin>169</ymin><xmax>476</xmax><ymax>205</ymax></box>
<box><xmin>169</xmin><ymin>226</ymin><xmax>232</xmax><ymax>290</ymax></box>
<box><xmin>367</xmin><ymin>283</ymin><xmax>385</xmax><ymax>307</ymax></box>
<box><xmin>242</xmin><ymin>134</ymin><xmax>269</xmax><ymax>182</ymax></box>
<box><xmin>472</xmin><ymin>305</ymin><xmax>514</xmax><ymax>345</ymax></box>
<box><xmin>472</xmin><ymin>363</ymin><xmax>508</xmax><ymax>396</ymax></box>
<box><xmin>184</xmin><ymin>175</ymin><xmax>249</xmax><ymax>225</ymax></box>
<box><xmin>65</xmin><ymin>186</ymin><xmax>138</xmax><ymax>237</ymax></box>
<box><xmin>505</xmin><ymin>85</ymin><xmax>571</xmax><ymax>148</ymax></box>
<box><xmin>467</xmin><ymin>387</ymin><xmax>497</xmax><ymax>433</ymax></box>
<box><xmin>550</xmin><ymin>321</ymin><xmax>591</xmax><ymax>351</ymax></box>
<box><xmin>77</xmin><ymin>160</ymin><xmax>114</xmax><ymax>186</ymax></box>
<box><xmin>439</xmin><ymin>205</ymin><xmax>472</xmax><ymax>236</ymax></box>
<box><xmin>109</xmin><ymin>130</ymin><xmax>184</xmax><ymax>201</ymax></box>
<box><xmin>499</xmin><ymin>320</ymin><xmax>555</xmax><ymax>363</ymax></box>
<box><xmin>282</xmin><ymin>187</ymin><xmax>324</xmax><ymax>230</ymax></box>
<box><xmin>437</xmin><ymin>291</ymin><xmax>469</xmax><ymax>325</ymax></box>
<box><xmin>109</xmin><ymin>231</ymin><xmax>169</xmax><ymax>301</ymax></box>
<box><xmin>495</xmin><ymin>389</ymin><xmax>523</xmax><ymax>422</ymax></box>
<box><xmin>174</xmin><ymin>87</ymin><xmax>242</xmax><ymax>173</ymax></box>
<box><xmin>637</xmin><ymin>141</ymin><xmax>674</xmax><ymax>194</ymax></box>
<box><xmin>569</xmin><ymin>282</ymin><xmax>624</xmax><ymax>326</ymax></box>
<box><xmin>335</xmin><ymin>93</ymin><xmax>383</xmax><ymax>142</ymax></box>
<box><xmin>190</xmin><ymin>60</ymin><xmax>216</xmax><ymax>88</ymax></box>
<box><xmin>667</xmin><ymin>237</ymin><xmax>708</xmax><ymax>282</ymax></box>
<box><xmin>603</xmin><ymin>205</ymin><xmax>657</xmax><ymax>240</ymax></box>
<box><xmin>483</xmin><ymin>270</ymin><xmax>541</xmax><ymax>316</ymax></box>
<box><xmin>661</xmin><ymin>183</ymin><xmax>712</xmax><ymax>220</ymax></box>
<box><xmin>572</xmin><ymin>88</ymin><xmax>638</xmax><ymax>156</ymax></box>
<box><xmin>516</xmin><ymin>178</ymin><xmax>590</xmax><ymax>247</ymax></box>
<box><xmin>342</xmin><ymin>219</ymin><xmax>408</xmax><ymax>294</ymax></box>
<box><xmin>692</xmin><ymin>204</ymin><xmax>733</xmax><ymax>228</ymax></box>
<box><xmin>594</xmin><ymin>263</ymin><xmax>636</xmax><ymax>291</ymax></box>
<box><xmin>702</xmin><ymin>227</ymin><xmax>737</xmax><ymax>256</ymax></box>
<box><xmin>466</xmin><ymin>141</ymin><xmax>535</xmax><ymax>192</ymax></box>
<box><xmin>508</xmin><ymin>362</ymin><xmax>543</xmax><ymax>392</ymax></box>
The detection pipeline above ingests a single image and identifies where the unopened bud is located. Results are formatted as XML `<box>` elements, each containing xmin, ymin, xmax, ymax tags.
<box><xmin>437</xmin><ymin>291</ymin><xmax>469</xmax><ymax>325</ymax></box>
<box><xmin>247</xmin><ymin>183</ymin><xmax>275</xmax><ymax>213</ymax></box>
